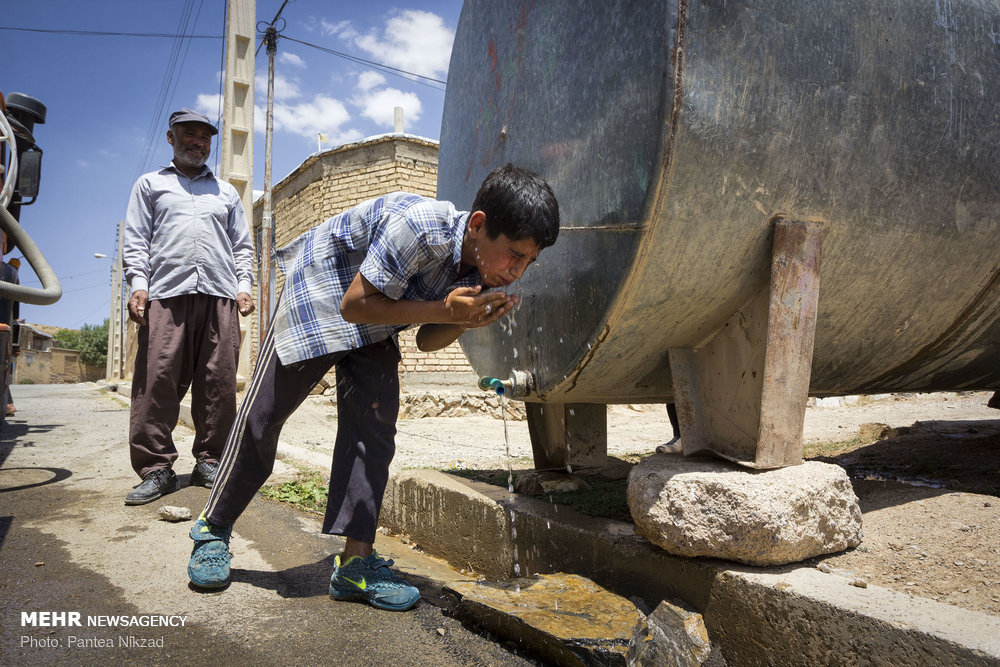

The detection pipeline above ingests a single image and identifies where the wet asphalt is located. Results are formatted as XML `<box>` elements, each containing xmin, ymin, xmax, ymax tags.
<box><xmin>0</xmin><ymin>383</ymin><xmax>536</xmax><ymax>666</ymax></box>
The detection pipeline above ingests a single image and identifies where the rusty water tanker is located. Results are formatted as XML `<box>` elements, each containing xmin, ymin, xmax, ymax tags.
<box><xmin>439</xmin><ymin>0</ymin><xmax>1000</xmax><ymax>468</ymax></box>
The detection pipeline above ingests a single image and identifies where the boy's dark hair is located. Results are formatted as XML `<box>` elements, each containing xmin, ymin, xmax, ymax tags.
<box><xmin>472</xmin><ymin>164</ymin><xmax>559</xmax><ymax>248</ymax></box>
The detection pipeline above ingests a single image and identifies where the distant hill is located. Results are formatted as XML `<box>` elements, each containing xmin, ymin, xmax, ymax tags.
<box><xmin>25</xmin><ymin>322</ymin><xmax>66</xmax><ymax>338</ymax></box>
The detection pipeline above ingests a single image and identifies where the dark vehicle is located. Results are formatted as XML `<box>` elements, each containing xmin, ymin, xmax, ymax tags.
<box><xmin>0</xmin><ymin>91</ymin><xmax>61</xmax><ymax>426</ymax></box>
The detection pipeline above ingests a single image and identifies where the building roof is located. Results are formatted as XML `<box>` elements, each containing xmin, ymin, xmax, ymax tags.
<box><xmin>20</xmin><ymin>321</ymin><xmax>56</xmax><ymax>339</ymax></box>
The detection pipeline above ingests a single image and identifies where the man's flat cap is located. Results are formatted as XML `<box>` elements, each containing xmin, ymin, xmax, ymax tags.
<box><xmin>168</xmin><ymin>108</ymin><xmax>218</xmax><ymax>135</ymax></box>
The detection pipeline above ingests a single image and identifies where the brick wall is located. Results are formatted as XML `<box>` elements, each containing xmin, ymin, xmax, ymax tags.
<box><xmin>48</xmin><ymin>349</ymin><xmax>105</xmax><ymax>383</ymax></box>
<box><xmin>250</xmin><ymin>135</ymin><xmax>474</xmax><ymax>378</ymax></box>
<box><xmin>13</xmin><ymin>349</ymin><xmax>48</xmax><ymax>384</ymax></box>
<box><xmin>397</xmin><ymin>329</ymin><xmax>474</xmax><ymax>374</ymax></box>
<box><xmin>16</xmin><ymin>348</ymin><xmax>105</xmax><ymax>384</ymax></box>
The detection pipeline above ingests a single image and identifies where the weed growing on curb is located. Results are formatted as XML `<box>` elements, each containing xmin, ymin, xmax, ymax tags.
<box><xmin>260</xmin><ymin>470</ymin><xmax>328</xmax><ymax>513</ymax></box>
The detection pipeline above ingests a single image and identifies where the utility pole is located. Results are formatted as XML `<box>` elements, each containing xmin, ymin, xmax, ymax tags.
<box><xmin>260</xmin><ymin>24</ymin><xmax>276</xmax><ymax>334</ymax></box>
<box><xmin>105</xmin><ymin>219</ymin><xmax>124</xmax><ymax>380</ymax></box>
<box><xmin>257</xmin><ymin>0</ymin><xmax>289</xmax><ymax>339</ymax></box>
<box><xmin>221</xmin><ymin>0</ymin><xmax>255</xmax><ymax>381</ymax></box>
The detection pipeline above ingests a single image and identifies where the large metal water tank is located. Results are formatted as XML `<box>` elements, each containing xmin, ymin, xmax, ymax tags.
<box><xmin>439</xmin><ymin>0</ymin><xmax>1000</xmax><ymax>405</ymax></box>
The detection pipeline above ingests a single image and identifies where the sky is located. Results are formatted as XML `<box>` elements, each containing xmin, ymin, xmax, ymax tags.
<box><xmin>1</xmin><ymin>0</ymin><xmax>462</xmax><ymax>330</ymax></box>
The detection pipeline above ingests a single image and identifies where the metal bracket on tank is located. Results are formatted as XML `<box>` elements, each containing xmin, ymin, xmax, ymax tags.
<box><xmin>667</xmin><ymin>218</ymin><xmax>824</xmax><ymax>469</ymax></box>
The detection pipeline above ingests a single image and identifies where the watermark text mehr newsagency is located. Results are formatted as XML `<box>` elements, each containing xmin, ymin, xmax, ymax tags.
<box><xmin>21</xmin><ymin>612</ymin><xmax>188</xmax><ymax>627</ymax></box>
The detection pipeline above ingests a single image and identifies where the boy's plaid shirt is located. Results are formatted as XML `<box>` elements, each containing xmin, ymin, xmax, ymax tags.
<box><xmin>271</xmin><ymin>192</ymin><xmax>481</xmax><ymax>365</ymax></box>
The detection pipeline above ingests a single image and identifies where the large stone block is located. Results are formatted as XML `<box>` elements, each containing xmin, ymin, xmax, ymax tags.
<box><xmin>627</xmin><ymin>456</ymin><xmax>861</xmax><ymax>566</ymax></box>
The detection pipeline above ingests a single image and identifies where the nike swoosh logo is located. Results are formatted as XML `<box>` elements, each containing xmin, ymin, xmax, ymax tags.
<box><xmin>343</xmin><ymin>576</ymin><xmax>366</xmax><ymax>590</ymax></box>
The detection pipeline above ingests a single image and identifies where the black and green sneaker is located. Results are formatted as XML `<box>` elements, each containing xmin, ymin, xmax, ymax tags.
<box><xmin>329</xmin><ymin>552</ymin><xmax>420</xmax><ymax>611</ymax></box>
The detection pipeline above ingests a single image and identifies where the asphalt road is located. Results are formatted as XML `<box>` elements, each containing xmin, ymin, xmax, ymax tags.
<box><xmin>0</xmin><ymin>383</ymin><xmax>533</xmax><ymax>666</ymax></box>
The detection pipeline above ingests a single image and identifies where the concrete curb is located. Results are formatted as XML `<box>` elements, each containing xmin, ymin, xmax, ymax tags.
<box><xmin>380</xmin><ymin>470</ymin><xmax>1000</xmax><ymax>666</ymax></box>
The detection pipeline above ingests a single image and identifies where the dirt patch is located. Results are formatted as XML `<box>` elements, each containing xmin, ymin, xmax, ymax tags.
<box><xmin>808</xmin><ymin>479</ymin><xmax>999</xmax><ymax>616</ymax></box>
<box><xmin>806</xmin><ymin>415</ymin><xmax>1000</xmax><ymax>617</ymax></box>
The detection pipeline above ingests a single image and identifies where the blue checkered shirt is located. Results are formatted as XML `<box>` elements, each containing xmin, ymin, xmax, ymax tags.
<box><xmin>272</xmin><ymin>193</ymin><xmax>481</xmax><ymax>364</ymax></box>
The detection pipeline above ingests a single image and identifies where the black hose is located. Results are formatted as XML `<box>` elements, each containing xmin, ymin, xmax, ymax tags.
<box><xmin>0</xmin><ymin>204</ymin><xmax>61</xmax><ymax>305</ymax></box>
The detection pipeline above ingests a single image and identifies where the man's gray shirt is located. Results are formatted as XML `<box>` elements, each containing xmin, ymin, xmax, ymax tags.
<box><xmin>123</xmin><ymin>161</ymin><xmax>254</xmax><ymax>300</ymax></box>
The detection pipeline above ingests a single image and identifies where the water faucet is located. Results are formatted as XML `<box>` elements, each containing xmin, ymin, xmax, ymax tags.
<box><xmin>477</xmin><ymin>369</ymin><xmax>536</xmax><ymax>398</ymax></box>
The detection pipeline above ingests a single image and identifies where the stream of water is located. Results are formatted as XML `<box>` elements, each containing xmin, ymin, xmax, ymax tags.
<box><xmin>500</xmin><ymin>393</ymin><xmax>521</xmax><ymax>594</ymax></box>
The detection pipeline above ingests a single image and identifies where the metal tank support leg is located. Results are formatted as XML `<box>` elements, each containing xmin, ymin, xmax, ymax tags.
<box><xmin>667</xmin><ymin>218</ymin><xmax>824</xmax><ymax>469</ymax></box>
<box><xmin>525</xmin><ymin>402</ymin><xmax>607</xmax><ymax>471</ymax></box>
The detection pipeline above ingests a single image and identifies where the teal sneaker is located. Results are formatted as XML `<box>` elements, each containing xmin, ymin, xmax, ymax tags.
<box><xmin>329</xmin><ymin>552</ymin><xmax>420</xmax><ymax>611</ymax></box>
<box><xmin>187</xmin><ymin>513</ymin><xmax>233</xmax><ymax>589</ymax></box>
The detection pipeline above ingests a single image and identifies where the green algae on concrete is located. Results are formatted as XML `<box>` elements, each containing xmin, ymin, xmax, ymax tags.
<box><xmin>446</xmin><ymin>573</ymin><xmax>643</xmax><ymax>666</ymax></box>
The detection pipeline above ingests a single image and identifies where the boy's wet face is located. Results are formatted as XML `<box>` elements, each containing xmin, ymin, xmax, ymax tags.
<box><xmin>473</xmin><ymin>231</ymin><xmax>541</xmax><ymax>288</ymax></box>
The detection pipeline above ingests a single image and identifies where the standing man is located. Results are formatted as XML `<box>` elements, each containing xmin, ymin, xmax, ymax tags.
<box><xmin>122</xmin><ymin>108</ymin><xmax>255</xmax><ymax>505</ymax></box>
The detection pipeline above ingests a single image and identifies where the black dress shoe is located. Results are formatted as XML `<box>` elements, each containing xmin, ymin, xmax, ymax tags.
<box><xmin>124</xmin><ymin>469</ymin><xmax>178</xmax><ymax>505</ymax></box>
<box><xmin>190</xmin><ymin>461</ymin><xmax>219</xmax><ymax>489</ymax></box>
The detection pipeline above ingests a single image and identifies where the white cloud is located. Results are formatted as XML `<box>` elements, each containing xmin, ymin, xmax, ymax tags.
<box><xmin>353</xmin><ymin>85</ymin><xmax>422</xmax><ymax>130</ymax></box>
<box><xmin>194</xmin><ymin>93</ymin><xmax>223</xmax><ymax>121</ymax></box>
<box><xmin>254</xmin><ymin>72</ymin><xmax>302</xmax><ymax>102</ymax></box>
<box><xmin>353</xmin><ymin>10</ymin><xmax>453</xmax><ymax>80</ymax></box>
<box><xmin>279</xmin><ymin>52</ymin><xmax>306</xmax><ymax>68</ymax></box>
<box><xmin>320</xmin><ymin>18</ymin><xmax>357</xmax><ymax>40</ymax></box>
<box><xmin>255</xmin><ymin>95</ymin><xmax>362</xmax><ymax>145</ymax></box>
<box><xmin>77</xmin><ymin>159</ymin><xmax>90</xmax><ymax>168</ymax></box>
<box><xmin>357</xmin><ymin>71</ymin><xmax>386</xmax><ymax>92</ymax></box>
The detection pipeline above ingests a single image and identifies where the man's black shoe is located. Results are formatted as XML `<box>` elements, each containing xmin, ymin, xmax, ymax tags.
<box><xmin>124</xmin><ymin>469</ymin><xmax>178</xmax><ymax>505</ymax></box>
<box><xmin>190</xmin><ymin>461</ymin><xmax>219</xmax><ymax>489</ymax></box>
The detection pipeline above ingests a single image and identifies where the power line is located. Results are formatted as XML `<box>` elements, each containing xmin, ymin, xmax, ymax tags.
<box><xmin>281</xmin><ymin>35</ymin><xmax>447</xmax><ymax>90</ymax></box>
<box><xmin>266</xmin><ymin>0</ymin><xmax>293</xmax><ymax>28</ymax></box>
<box><xmin>18</xmin><ymin>269</ymin><xmax>109</xmax><ymax>287</ymax></box>
<box><xmin>214</xmin><ymin>0</ymin><xmax>228</xmax><ymax>175</ymax></box>
<box><xmin>0</xmin><ymin>26</ymin><xmax>448</xmax><ymax>90</ymax></box>
<box><xmin>0</xmin><ymin>26</ymin><xmax>220</xmax><ymax>39</ymax></box>
<box><xmin>161</xmin><ymin>1</ymin><xmax>208</xmax><ymax>140</ymax></box>
<box><xmin>255</xmin><ymin>0</ymin><xmax>290</xmax><ymax>56</ymax></box>
<box><xmin>131</xmin><ymin>0</ymin><xmax>199</xmax><ymax>182</ymax></box>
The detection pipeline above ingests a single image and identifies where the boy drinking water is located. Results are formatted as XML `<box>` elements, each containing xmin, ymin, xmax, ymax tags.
<box><xmin>188</xmin><ymin>164</ymin><xmax>559</xmax><ymax>611</ymax></box>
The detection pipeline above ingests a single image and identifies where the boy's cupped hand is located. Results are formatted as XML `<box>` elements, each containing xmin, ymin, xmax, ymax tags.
<box><xmin>445</xmin><ymin>286</ymin><xmax>517</xmax><ymax>328</ymax></box>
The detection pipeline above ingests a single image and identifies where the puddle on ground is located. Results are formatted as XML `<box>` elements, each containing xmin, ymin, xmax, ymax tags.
<box><xmin>448</xmin><ymin>573</ymin><xmax>642</xmax><ymax>649</ymax></box>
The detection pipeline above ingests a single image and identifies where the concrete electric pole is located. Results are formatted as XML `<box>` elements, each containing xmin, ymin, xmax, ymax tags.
<box><xmin>221</xmin><ymin>0</ymin><xmax>256</xmax><ymax>381</ymax></box>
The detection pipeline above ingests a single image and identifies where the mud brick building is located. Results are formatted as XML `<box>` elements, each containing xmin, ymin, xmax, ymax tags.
<box><xmin>250</xmin><ymin>134</ymin><xmax>475</xmax><ymax>380</ymax></box>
